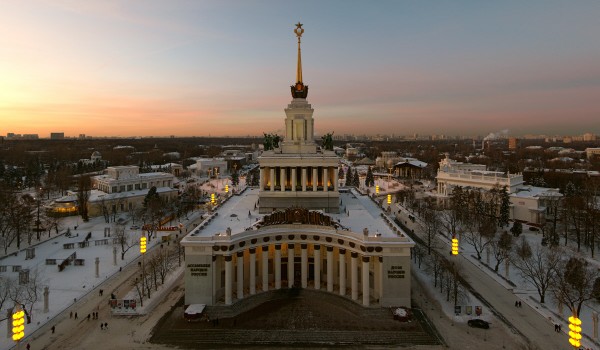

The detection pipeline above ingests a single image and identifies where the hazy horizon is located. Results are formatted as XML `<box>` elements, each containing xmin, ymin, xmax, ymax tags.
<box><xmin>2</xmin><ymin>1</ymin><xmax>599</xmax><ymax>138</ymax></box>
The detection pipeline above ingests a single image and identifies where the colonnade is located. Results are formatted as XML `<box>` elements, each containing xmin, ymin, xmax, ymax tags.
<box><xmin>259</xmin><ymin>166</ymin><xmax>339</xmax><ymax>192</ymax></box>
<box><xmin>219</xmin><ymin>243</ymin><xmax>383</xmax><ymax>307</ymax></box>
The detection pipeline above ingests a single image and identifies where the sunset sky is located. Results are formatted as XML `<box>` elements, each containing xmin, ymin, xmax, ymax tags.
<box><xmin>1</xmin><ymin>1</ymin><xmax>599</xmax><ymax>138</ymax></box>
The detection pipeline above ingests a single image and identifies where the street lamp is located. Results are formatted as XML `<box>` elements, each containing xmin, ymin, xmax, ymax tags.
<box><xmin>140</xmin><ymin>235</ymin><xmax>147</xmax><ymax>307</ymax></box>
<box><xmin>568</xmin><ymin>315</ymin><xmax>582</xmax><ymax>348</ymax></box>
<box><xmin>12</xmin><ymin>304</ymin><xmax>25</xmax><ymax>347</ymax></box>
<box><xmin>452</xmin><ymin>236</ymin><xmax>459</xmax><ymax>256</ymax></box>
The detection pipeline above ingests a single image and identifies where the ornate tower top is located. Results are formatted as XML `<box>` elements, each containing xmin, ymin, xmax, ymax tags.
<box><xmin>291</xmin><ymin>22</ymin><xmax>308</xmax><ymax>98</ymax></box>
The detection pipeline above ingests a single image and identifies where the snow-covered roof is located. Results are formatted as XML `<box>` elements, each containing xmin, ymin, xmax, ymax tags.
<box><xmin>395</xmin><ymin>159</ymin><xmax>427</xmax><ymax>168</ymax></box>
<box><xmin>186</xmin><ymin>188</ymin><xmax>407</xmax><ymax>240</ymax></box>
<box><xmin>511</xmin><ymin>186</ymin><xmax>562</xmax><ymax>199</ymax></box>
<box><xmin>89</xmin><ymin>187</ymin><xmax>176</xmax><ymax>202</ymax></box>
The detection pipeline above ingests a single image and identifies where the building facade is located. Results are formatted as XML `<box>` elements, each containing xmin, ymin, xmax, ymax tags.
<box><xmin>182</xmin><ymin>24</ymin><xmax>414</xmax><ymax>310</ymax></box>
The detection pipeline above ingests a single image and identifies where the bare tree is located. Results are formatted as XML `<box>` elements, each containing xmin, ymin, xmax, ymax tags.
<box><xmin>417</xmin><ymin>198</ymin><xmax>442</xmax><ymax>254</ymax></box>
<box><xmin>490</xmin><ymin>231</ymin><xmax>513</xmax><ymax>272</ymax></box>
<box><xmin>113</xmin><ymin>224</ymin><xmax>137</xmax><ymax>260</ymax></box>
<box><xmin>424</xmin><ymin>252</ymin><xmax>445</xmax><ymax>289</ymax></box>
<box><xmin>551</xmin><ymin>257</ymin><xmax>600</xmax><ymax>318</ymax></box>
<box><xmin>21</xmin><ymin>269</ymin><xmax>44</xmax><ymax>323</ymax></box>
<box><xmin>0</xmin><ymin>275</ymin><xmax>11</xmax><ymax>312</ymax></box>
<box><xmin>463</xmin><ymin>215</ymin><xmax>496</xmax><ymax>260</ymax></box>
<box><xmin>510</xmin><ymin>238</ymin><xmax>560</xmax><ymax>303</ymax></box>
<box><xmin>76</xmin><ymin>174</ymin><xmax>91</xmax><ymax>222</ymax></box>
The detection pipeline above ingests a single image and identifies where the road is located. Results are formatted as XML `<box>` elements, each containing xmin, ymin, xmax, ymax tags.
<box><xmin>395</xmin><ymin>206</ymin><xmax>568</xmax><ymax>350</ymax></box>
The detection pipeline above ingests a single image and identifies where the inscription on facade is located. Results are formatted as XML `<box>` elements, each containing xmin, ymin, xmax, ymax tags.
<box><xmin>188</xmin><ymin>263</ymin><xmax>210</xmax><ymax>277</ymax></box>
<box><xmin>387</xmin><ymin>265</ymin><xmax>405</xmax><ymax>279</ymax></box>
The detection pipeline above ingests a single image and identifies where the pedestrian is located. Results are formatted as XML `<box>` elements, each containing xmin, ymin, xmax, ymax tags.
<box><xmin>87</xmin><ymin>314</ymin><xmax>90</xmax><ymax>321</ymax></box>
<box><xmin>554</xmin><ymin>324</ymin><xmax>558</xmax><ymax>332</ymax></box>
<box><xmin>515</xmin><ymin>301</ymin><xmax>518</xmax><ymax>307</ymax></box>
<box><xmin>100</xmin><ymin>323</ymin><xmax>104</xmax><ymax>330</ymax></box>
<box><xmin>104</xmin><ymin>322</ymin><xmax>108</xmax><ymax>330</ymax></box>
<box><xmin>26</xmin><ymin>344</ymin><xmax>30</xmax><ymax>350</ymax></box>
<box><xmin>558</xmin><ymin>324</ymin><xmax>562</xmax><ymax>332</ymax></box>
<box><xmin>74</xmin><ymin>312</ymin><xmax>78</xmax><ymax>320</ymax></box>
<box><xmin>100</xmin><ymin>289</ymin><xmax>104</xmax><ymax>296</ymax></box>
<box><xmin>518</xmin><ymin>301</ymin><xmax>522</xmax><ymax>307</ymax></box>
<box><xmin>51</xmin><ymin>325</ymin><xmax>55</xmax><ymax>334</ymax></box>
<box><xmin>70</xmin><ymin>311</ymin><xmax>73</xmax><ymax>319</ymax></box>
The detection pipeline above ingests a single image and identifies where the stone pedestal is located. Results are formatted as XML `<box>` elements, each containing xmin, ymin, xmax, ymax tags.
<box><xmin>43</xmin><ymin>286</ymin><xmax>49</xmax><ymax>313</ymax></box>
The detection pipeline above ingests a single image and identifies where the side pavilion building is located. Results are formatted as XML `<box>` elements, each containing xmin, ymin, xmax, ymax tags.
<box><xmin>182</xmin><ymin>23</ymin><xmax>414</xmax><ymax>310</ymax></box>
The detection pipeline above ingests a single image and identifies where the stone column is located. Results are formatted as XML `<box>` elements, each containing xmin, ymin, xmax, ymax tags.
<box><xmin>313</xmin><ymin>168</ymin><xmax>318</xmax><ymax>191</ymax></box>
<box><xmin>339</xmin><ymin>249</ymin><xmax>346</xmax><ymax>296</ymax></box>
<box><xmin>270</xmin><ymin>168</ymin><xmax>275</xmax><ymax>191</ymax></box>
<box><xmin>351</xmin><ymin>252</ymin><xmax>358</xmax><ymax>300</ymax></box>
<box><xmin>302</xmin><ymin>167</ymin><xmax>307</xmax><ymax>191</ymax></box>
<box><xmin>327</xmin><ymin>246</ymin><xmax>334</xmax><ymax>292</ymax></box>
<box><xmin>291</xmin><ymin>168</ymin><xmax>297</xmax><ymax>192</ymax></box>
<box><xmin>43</xmin><ymin>286</ymin><xmax>49</xmax><ymax>313</ymax></box>
<box><xmin>113</xmin><ymin>246</ymin><xmax>117</xmax><ymax>266</ymax></box>
<box><xmin>362</xmin><ymin>256</ymin><xmax>370</xmax><ymax>306</ymax></box>
<box><xmin>377</xmin><ymin>257</ymin><xmax>383</xmax><ymax>302</ymax></box>
<box><xmin>323</xmin><ymin>168</ymin><xmax>329</xmax><ymax>192</ymax></box>
<box><xmin>225</xmin><ymin>255</ymin><xmax>233</xmax><ymax>305</ymax></box>
<box><xmin>249</xmin><ymin>248</ymin><xmax>256</xmax><ymax>295</ymax></box>
<box><xmin>334</xmin><ymin>168</ymin><xmax>339</xmax><ymax>192</ymax></box>
<box><xmin>280</xmin><ymin>168</ymin><xmax>286</xmax><ymax>192</ymax></box>
<box><xmin>314</xmin><ymin>245</ymin><xmax>321</xmax><ymax>290</ymax></box>
<box><xmin>95</xmin><ymin>257</ymin><xmax>99</xmax><ymax>278</ymax></box>
<box><xmin>275</xmin><ymin>245</ymin><xmax>282</xmax><ymax>289</ymax></box>
<box><xmin>259</xmin><ymin>167</ymin><xmax>264</xmax><ymax>190</ymax></box>
<box><xmin>237</xmin><ymin>251</ymin><xmax>244</xmax><ymax>300</ymax></box>
<box><xmin>301</xmin><ymin>244</ymin><xmax>308</xmax><ymax>288</ymax></box>
<box><xmin>288</xmin><ymin>243</ymin><xmax>295</xmax><ymax>288</ymax></box>
<box><xmin>6</xmin><ymin>309</ymin><xmax>12</xmax><ymax>338</ymax></box>
<box><xmin>262</xmin><ymin>246</ymin><xmax>269</xmax><ymax>292</ymax></box>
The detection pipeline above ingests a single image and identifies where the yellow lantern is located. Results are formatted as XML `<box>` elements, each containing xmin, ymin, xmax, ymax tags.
<box><xmin>452</xmin><ymin>237</ymin><xmax>459</xmax><ymax>255</ymax></box>
<box><xmin>387</xmin><ymin>194</ymin><xmax>392</xmax><ymax>204</ymax></box>
<box><xmin>568</xmin><ymin>316</ymin><xmax>582</xmax><ymax>348</ymax></box>
<box><xmin>140</xmin><ymin>236</ymin><xmax>147</xmax><ymax>254</ymax></box>
<box><xmin>12</xmin><ymin>308</ymin><xmax>25</xmax><ymax>342</ymax></box>
<box><xmin>375</xmin><ymin>185</ymin><xmax>380</xmax><ymax>194</ymax></box>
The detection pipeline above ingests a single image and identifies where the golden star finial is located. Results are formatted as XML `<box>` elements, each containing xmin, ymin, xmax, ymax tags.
<box><xmin>294</xmin><ymin>22</ymin><xmax>304</xmax><ymax>39</ymax></box>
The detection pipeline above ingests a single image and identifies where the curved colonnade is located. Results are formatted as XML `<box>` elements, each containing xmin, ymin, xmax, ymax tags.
<box><xmin>183</xmin><ymin>224</ymin><xmax>412</xmax><ymax>308</ymax></box>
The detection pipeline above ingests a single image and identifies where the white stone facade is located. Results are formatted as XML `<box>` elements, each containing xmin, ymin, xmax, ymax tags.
<box><xmin>92</xmin><ymin>166</ymin><xmax>174</xmax><ymax>194</ymax></box>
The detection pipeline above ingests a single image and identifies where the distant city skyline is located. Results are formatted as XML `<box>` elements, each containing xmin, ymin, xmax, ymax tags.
<box><xmin>1</xmin><ymin>1</ymin><xmax>599</xmax><ymax>138</ymax></box>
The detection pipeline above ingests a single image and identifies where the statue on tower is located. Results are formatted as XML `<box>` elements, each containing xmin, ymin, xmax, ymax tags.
<box><xmin>321</xmin><ymin>132</ymin><xmax>334</xmax><ymax>151</ymax></box>
<box><xmin>291</xmin><ymin>22</ymin><xmax>309</xmax><ymax>98</ymax></box>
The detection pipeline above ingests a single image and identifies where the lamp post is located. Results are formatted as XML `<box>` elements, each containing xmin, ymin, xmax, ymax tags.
<box><xmin>12</xmin><ymin>304</ymin><xmax>25</xmax><ymax>350</ymax></box>
<box><xmin>140</xmin><ymin>235</ymin><xmax>147</xmax><ymax>307</ymax></box>
<box><xmin>388</xmin><ymin>167</ymin><xmax>392</xmax><ymax>189</ymax></box>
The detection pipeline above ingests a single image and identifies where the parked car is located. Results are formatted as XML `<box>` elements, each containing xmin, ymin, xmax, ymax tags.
<box><xmin>467</xmin><ymin>319</ymin><xmax>490</xmax><ymax>329</ymax></box>
<box><xmin>130</xmin><ymin>225</ymin><xmax>140</xmax><ymax>230</ymax></box>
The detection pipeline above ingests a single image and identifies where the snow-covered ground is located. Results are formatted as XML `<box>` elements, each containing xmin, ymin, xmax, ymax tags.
<box><xmin>395</xmin><ymin>199</ymin><xmax>600</xmax><ymax>350</ymax></box>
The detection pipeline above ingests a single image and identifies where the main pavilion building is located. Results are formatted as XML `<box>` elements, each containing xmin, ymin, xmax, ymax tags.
<box><xmin>182</xmin><ymin>24</ymin><xmax>414</xmax><ymax>309</ymax></box>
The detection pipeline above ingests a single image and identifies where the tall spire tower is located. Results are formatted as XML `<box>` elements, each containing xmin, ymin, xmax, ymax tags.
<box><xmin>257</xmin><ymin>23</ymin><xmax>340</xmax><ymax>213</ymax></box>
<box><xmin>291</xmin><ymin>22</ymin><xmax>308</xmax><ymax>98</ymax></box>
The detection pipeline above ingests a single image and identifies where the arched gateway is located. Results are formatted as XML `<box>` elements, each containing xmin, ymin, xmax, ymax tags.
<box><xmin>182</xmin><ymin>23</ymin><xmax>414</xmax><ymax>308</ymax></box>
